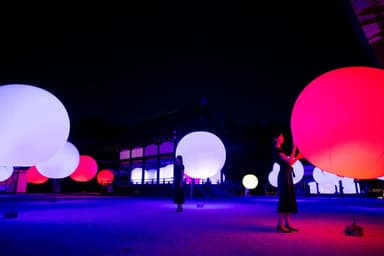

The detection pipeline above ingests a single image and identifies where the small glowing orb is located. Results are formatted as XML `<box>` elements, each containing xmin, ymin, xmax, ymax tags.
<box><xmin>312</xmin><ymin>167</ymin><xmax>338</xmax><ymax>185</ymax></box>
<box><xmin>96</xmin><ymin>169</ymin><xmax>114</xmax><ymax>185</ymax></box>
<box><xmin>27</xmin><ymin>166</ymin><xmax>48</xmax><ymax>184</ymax></box>
<box><xmin>70</xmin><ymin>155</ymin><xmax>98</xmax><ymax>182</ymax></box>
<box><xmin>175</xmin><ymin>131</ymin><xmax>226</xmax><ymax>179</ymax></box>
<box><xmin>37</xmin><ymin>142</ymin><xmax>80</xmax><ymax>179</ymax></box>
<box><xmin>0</xmin><ymin>84</ymin><xmax>70</xmax><ymax>166</ymax></box>
<box><xmin>268</xmin><ymin>160</ymin><xmax>304</xmax><ymax>187</ymax></box>
<box><xmin>0</xmin><ymin>166</ymin><xmax>13</xmax><ymax>182</ymax></box>
<box><xmin>242</xmin><ymin>174</ymin><xmax>258</xmax><ymax>189</ymax></box>
<box><xmin>291</xmin><ymin>67</ymin><xmax>384</xmax><ymax>179</ymax></box>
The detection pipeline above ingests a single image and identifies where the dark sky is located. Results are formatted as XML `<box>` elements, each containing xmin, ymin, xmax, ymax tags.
<box><xmin>0</xmin><ymin>1</ymin><xmax>375</xmax><ymax>132</ymax></box>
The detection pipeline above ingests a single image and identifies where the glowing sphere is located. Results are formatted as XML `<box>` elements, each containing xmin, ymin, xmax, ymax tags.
<box><xmin>242</xmin><ymin>174</ymin><xmax>258</xmax><ymax>189</ymax></box>
<box><xmin>0</xmin><ymin>84</ymin><xmax>70</xmax><ymax>166</ymax></box>
<box><xmin>96</xmin><ymin>169</ymin><xmax>114</xmax><ymax>185</ymax></box>
<box><xmin>312</xmin><ymin>167</ymin><xmax>338</xmax><ymax>185</ymax></box>
<box><xmin>70</xmin><ymin>155</ymin><xmax>98</xmax><ymax>182</ymax></box>
<box><xmin>175</xmin><ymin>131</ymin><xmax>226</xmax><ymax>179</ymax></box>
<box><xmin>0</xmin><ymin>166</ymin><xmax>13</xmax><ymax>182</ymax></box>
<box><xmin>27</xmin><ymin>166</ymin><xmax>48</xmax><ymax>184</ymax></box>
<box><xmin>36</xmin><ymin>142</ymin><xmax>80</xmax><ymax>179</ymax></box>
<box><xmin>291</xmin><ymin>67</ymin><xmax>384</xmax><ymax>179</ymax></box>
<box><xmin>268</xmin><ymin>160</ymin><xmax>304</xmax><ymax>187</ymax></box>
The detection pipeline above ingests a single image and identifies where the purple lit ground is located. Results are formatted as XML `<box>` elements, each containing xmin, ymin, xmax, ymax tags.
<box><xmin>0</xmin><ymin>194</ymin><xmax>383</xmax><ymax>255</ymax></box>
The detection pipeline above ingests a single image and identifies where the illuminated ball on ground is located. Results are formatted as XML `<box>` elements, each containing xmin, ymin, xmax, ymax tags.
<box><xmin>97</xmin><ymin>169</ymin><xmax>114</xmax><ymax>185</ymax></box>
<box><xmin>0</xmin><ymin>84</ymin><xmax>70</xmax><ymax>166</ymax></box>
<box><xmin>291</xmin><ymin>67</ymin><xmax>384</xmax><ymax>179</ymax></box>
<box><xmin>0</xmin><ymin>166</ymin><xmax>13</xmax><ymax>182</ymax></box>
<box><xmin>36</xmin><ymin>142</ymin><xmax>80</xmax><ymax>179</ymax></box>
<box><xmin>268</xmin><ymin>160</ymin><xmax>304</xmax><ymax>187</ymax></box>
<box><xmin>27</xmin><ymin>166</ymin><xmax>48</xmax><ymax>184</ymax></box>
<box><xmin>70</xmin><ymin>155</ymin><xmax>98</xmax><ymax>182</ymax></box>
<box><xmin>242</xmin><ymin>174</ymin><xmax>258</xmax><ymax>189</ymax></box>
<box><xmin>176</xmin><ymin>131</ymin><xmax>226</xmax><ymax>179</ymax></box>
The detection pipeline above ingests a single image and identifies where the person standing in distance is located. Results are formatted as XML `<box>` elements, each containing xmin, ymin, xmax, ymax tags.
<box><xmin>173</xmin><ymin>155</ymin><xmax>185</xmax><ymax>212</ymax></box>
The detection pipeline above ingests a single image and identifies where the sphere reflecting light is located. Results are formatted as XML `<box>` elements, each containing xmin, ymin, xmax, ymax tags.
<box><xmin>0</xmin><ymin>84</ymin><xmax>70</xmax><ymax>166</ymax></box>
<box><xmin>291</xmin><ymin>67</ymin><xmax>384</xmax><ymax>179</ymax></box>
<box><xmin>37</xmin><ymin>142</ymin><xmax>80</xmax><ymax>179</ymax></box>
<box><xmin>176</xmin><ymin>131</ymin><xmax>226</xmax><ymax>179</ymax></box>
<box><xmin>70</xmin><ymin>155</ymin><xmax>98</xmax><ymax>182</ymax></box>
<box><xmin>242</xmin><ymin>174</ymin><xmax>258</xmax><ymax>189</ymax></box>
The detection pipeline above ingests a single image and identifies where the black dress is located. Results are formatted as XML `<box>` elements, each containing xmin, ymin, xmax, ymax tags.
<box><xmin>173</xmin><ymin>163</ymin><xmax>185</xmax><ymax>204</ymax></box>
<box><xmin>273</xmin><ymin>146</ymin><xmax>298</xmax><ymax>213</ymax></box>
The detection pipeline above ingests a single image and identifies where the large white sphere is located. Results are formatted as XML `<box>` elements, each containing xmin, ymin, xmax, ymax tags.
<box><xmin>0</xmin><ymin>84</ymin><xmax>70</xmax><ymax>166</ymax></box>
<box><xmin>176</xmin><ymin>131</ymin><xmax>226</xmax><ymax>179</ymax></box>
<box><xmin>0</xmin><ymin>166</ymin><xmax>14</xmax><ymax>182</ymax></box>
<box><xmin>36</xmin><ymin>142</ymin><xmax>80</xmax><ymax>179</ymax></box>
<box><xmin>268</xmin><ymin>160</ymin><xmax>304</xmax><ymax>187</ymax></box>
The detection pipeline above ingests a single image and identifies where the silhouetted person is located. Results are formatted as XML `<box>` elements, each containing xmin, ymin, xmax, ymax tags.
<box><xmin>273</xmin><ymin>132</ymin><xmax>303</xmax><ymax>233</ymax></box>
<box><xmin>173</xmin><ymin>155</ymin><xmax>185</xmax><ymax>212</ymax></box>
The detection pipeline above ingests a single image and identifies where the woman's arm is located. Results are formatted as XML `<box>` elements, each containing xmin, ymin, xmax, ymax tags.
<box><xmin>279</xmin><ymin>147</ymin><xmax>304</xmax><ymax>166</ymax></box>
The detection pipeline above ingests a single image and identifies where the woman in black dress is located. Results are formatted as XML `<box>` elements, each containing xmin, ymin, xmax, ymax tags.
<box><xmin>173</xmin><ymin>155</ymin><xmax>185</xmax><ymax>212</ymax></box>
<box><xmin>273</xmin><ymin>133</ymin><xmax>303</xmax><ymax>232</ymax></box>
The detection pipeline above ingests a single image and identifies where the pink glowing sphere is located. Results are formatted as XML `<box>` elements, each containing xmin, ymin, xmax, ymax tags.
<box><xmin>27</xmin><ymin>166</ymin><xmax>48</xmax><ymax>184</ymax></box>
<box><xmin>97</xmin><ymin>169</ymin><xmax>114</xmax><ymax>185</ymax></box>
<box><xmin>36</xmin><ymin>142</ymin><xmax>80</xmax><ymax>179</ymax></box>
<box><xmin>176</xmin><ymin>131</ymin><xmax>226</xmax><ymax>179</ymax></box>
<box><xmin>0</xmin><ymin>84</ymin><xmax>70</xmax><ymax>166</ymax></box>
<box><xmin>291</xmin><ymin>67</ymin><xmax>384</xmax><ymax>179</ymax></box>
<box><xmin>70</xmin><ymin>155</ymin><xmax>98</xmax><ymax>182</ymax></box>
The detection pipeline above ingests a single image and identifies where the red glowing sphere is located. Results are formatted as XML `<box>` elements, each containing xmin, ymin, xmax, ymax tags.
<box><xmin>96</xmin><ymin>169</ymin><xmax>114</xmax><ymax>185</ymax></box>
<box><xmin>70</xmin><ymin>155</ymin><xmax>98</xmax><ymax>182</ymax></box>
<box><xmin>27</xmin><ymin>166</ymin><xmax>48</xmax><ymax>184</ymax></box>
<box><xmin>291</xmin><ymin>66</ymin><xmax>384</xmax><ymax>179</ymax></box>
